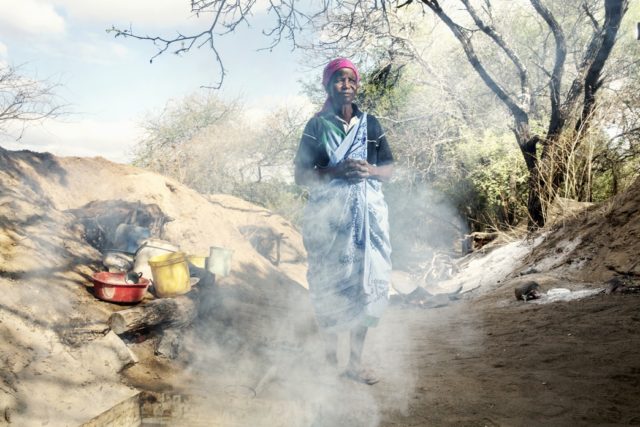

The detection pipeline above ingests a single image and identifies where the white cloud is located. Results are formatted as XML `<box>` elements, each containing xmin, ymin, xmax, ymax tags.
<box><xmin>0</xmin><ymin>0</ymin><xmax>65</xmax><ymax>37</ymax></box>
<box><xmin>1</xmin><ymin>117</ymin><xmax>142</xmax><ymax>163</ymax></box>
<box><xmin>52</xmin><ymin>0</ymin><xmax>196</xmax><ymax>28</ymax></box>
<box><xmin>0</xmin><ymin>41</ymin><xmax>7</xmax><ymax>58</ymax></box>
<box><xmin>51</xmin><ymin>38</ymin><xmax>131</xmax><ymax>65</ymax></box>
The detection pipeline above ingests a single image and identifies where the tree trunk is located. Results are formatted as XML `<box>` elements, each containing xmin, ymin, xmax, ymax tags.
<box><xmin>422</xmin><ymin>0</ymin><xmax>628</xmax><ymax>231</ymax></box>
<box><xmin>545</xmin><ymin>0</ymin><xmax>629</xmax><ymax>200</ymax></box>
<box><xmin>108</xmin><ymin>295</ymin><xmax>197</xmax><ymax>334</ymax></box>
<box><xmin>521</xmin><ymin>139</ymin><xmax>545</xmax><ymax>229</ymax></box>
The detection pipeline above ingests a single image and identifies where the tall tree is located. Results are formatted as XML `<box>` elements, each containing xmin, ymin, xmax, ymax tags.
<box><xmin>418</xmin><ymin>0</ymin><xmax>629</xmax><ymax>227</ymax></box>
<box><xmin>113</xmin><ymin>0</ymin><xmax>631</xmax><ymax>228</ymax></box>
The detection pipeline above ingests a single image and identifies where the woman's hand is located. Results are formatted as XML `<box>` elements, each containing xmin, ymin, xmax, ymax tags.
<box><xmin>295</xmin><ymin>159</ymin><xmax>393</xmax><ymax>186</ymax></box>
<box><xmin>335</xmin><ymin>159</ymin><xmax>371</xmax><ymax>180</ymax></box>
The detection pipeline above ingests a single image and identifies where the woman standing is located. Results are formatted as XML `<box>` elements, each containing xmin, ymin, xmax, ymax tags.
<box><xmin>294</xmin><ymin>58</ymin><xmax>394</xmax><ymax>385</ymax></box>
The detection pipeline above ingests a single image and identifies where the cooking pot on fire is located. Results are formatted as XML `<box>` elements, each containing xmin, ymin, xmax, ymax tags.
<box><xmin>133</xmin><ymin>238</ymin><xmax>180</xmax><ymax>279</ymax></box>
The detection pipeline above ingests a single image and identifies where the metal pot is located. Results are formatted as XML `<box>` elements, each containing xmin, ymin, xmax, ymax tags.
<box><xmin>133</xmin><ymin>238</ymin><xmax>180</xmax><ymax>280</ymax></box>
<box><xmin>102</xmin><ymin>250</ymin><xmax>135</xmax><ymax>273</ymax></box>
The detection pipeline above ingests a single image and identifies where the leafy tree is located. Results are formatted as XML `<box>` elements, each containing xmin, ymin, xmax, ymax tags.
<box><xmin>133</xmin><ymin>93</ymin><xmax>307</xmax><ymax>219</ymax></box>
<box><xmin>415</xmin><ymin>0</ymin><xmax>630</xmax><ymax>228</ymax></box>
<box><xmin>116</xmin><ymin>0</ymin><xmax>635</xmax><ymax>231</ymax></box>
<box><xmin>133</xmin><ymin>94</ymin><xmax>236</xmax><ymax>177</ymax></box>
<box><xmin>458</xmin><ymin>131</ymin><xmax>529</xmax><ymax>226</ymax></box>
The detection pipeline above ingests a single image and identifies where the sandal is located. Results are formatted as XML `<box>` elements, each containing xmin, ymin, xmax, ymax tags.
<box><xmin>341</xmin><ymin>366</ymin><xmax>379</xmax><ymax>385</ymax></box>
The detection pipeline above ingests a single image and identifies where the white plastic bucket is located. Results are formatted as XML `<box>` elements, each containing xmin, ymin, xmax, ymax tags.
<box><xmin>206</xmin><ymin>246</ymin><xmax>233</xmax><ymax>277</ymax></box>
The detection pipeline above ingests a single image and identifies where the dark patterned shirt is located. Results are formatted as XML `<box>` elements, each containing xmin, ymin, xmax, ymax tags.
<box><xmin>294</xmin><ymin>104</ymin><xmax>394</xmax><ymax>169</ymax></box>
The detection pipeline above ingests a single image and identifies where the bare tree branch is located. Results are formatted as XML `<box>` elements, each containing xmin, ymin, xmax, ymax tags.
<box><xmin>460</xmin><ymin>0</ymin><xmax>532</xmax><ymax>110</ymax></box>
<box><xmin>109</xmin><ymin>0</ymin><xmax>316</xmax><ymax>88</ymax></box>
<box><xmin>582</xmin><ymin>1</ymin><xmax>601</xmax><ymax>30</ymax></box>
<box><xmin>0</xmin><ymin>64</ymin><xmax>65</xmax><ymax>139</ymax></box>
<box><xmin>420</xmin><ymin>0</ymin><xmax>527</xmax><ymax>125</ymax></box>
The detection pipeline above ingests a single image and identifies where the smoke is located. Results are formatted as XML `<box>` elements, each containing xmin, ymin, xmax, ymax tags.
<box><xmin>0</xmin><ymin>146</ymin><xmax>475</xmax><ymax>425</ymax></box>
<box><xmin>169</xmin><ymin>174</ymin><xmax>472</xmax><ymax>426</ymax></box>
<box><xmin>385</xmin><ymin>175</ymin><xmax>469</xmax><ymax>270</ymax></box>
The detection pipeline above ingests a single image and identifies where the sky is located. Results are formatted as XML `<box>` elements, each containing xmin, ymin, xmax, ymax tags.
<box><xmin>0</xmin><ymin>0</ymin><xmax>315</xmax><ymax>162</ymax></box>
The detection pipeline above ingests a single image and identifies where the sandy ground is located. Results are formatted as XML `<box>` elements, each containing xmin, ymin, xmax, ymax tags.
<box><xmin>371</xmin><ymin>291</ymin><xmax>640</xmax><ymax>426</ymax></box>
<box><xmin>2</xmin><ymin>147</ymin><xmax>640</xmax><ymax>426</ymax></box>
<box><xmin>111</xmin><ymin>284</ymin><xmax>640</xmax><ymax>427</ymax></box>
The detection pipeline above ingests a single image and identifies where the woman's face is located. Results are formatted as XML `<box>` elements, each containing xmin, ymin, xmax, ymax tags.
<box><xmin>328</xmin><ymin>68</ymin><xmax>358</xmax><ymax>106</ymax></box>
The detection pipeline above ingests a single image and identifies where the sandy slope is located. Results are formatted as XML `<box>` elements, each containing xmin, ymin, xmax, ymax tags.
<box><xmin>0</xmin><ymin>148</ymin><xmax>313</xmax><ymax>425</ymax></box>
<box><xmin>1</xmin><ymin>147</ymin><xmax>639</xmax><ymax>426</ymax></box>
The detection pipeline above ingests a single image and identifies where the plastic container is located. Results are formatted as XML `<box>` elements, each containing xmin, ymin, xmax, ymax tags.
<box><xmin>92</xmin><ymin>271</ymin><xmax>150</xmax><ymax>303</ymax></box>
<box><xmin>148</xmin><ymin>252</ymin><xmax>191</xmax><ymax>297</ymax></box>
<box><xmin>187</xmin><ymin>255</ymin><xmax>207</xmax><ymax>269</ymax></box>
<box><xmin>206</xmin><ymin>246</ymin><xmax>233</xmax><ymax>277</ymax></box>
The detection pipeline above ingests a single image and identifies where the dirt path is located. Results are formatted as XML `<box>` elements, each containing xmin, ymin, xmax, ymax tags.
<box><xmin>117</xmin><ymin>291</ymin><xmax>640</xmax><ymax>427</ymax></box>
<box><xmin>365</xmin><ymin>293</ymin><xmax>640</xmax><ymax>426</ymax></box>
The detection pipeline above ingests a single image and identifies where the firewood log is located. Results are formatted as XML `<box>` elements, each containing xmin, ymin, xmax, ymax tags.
<box><xmin>108</xmin><ymin>295</ymin><xmax>197</xmax><ymax>334</ymax></box>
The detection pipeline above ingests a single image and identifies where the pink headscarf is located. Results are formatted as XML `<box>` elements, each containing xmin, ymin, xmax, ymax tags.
<box><xmin>318</xmin><ymin>58</ymin><xmax>360</xmax><ymax>115</ymax></box>
<box><xmin>322</xmin><ymin>58</ymin><xmax>360</xmax><ymax>88</ymax></box>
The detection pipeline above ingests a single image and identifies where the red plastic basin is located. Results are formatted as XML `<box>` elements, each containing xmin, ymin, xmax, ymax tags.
<box><xmin>92</xmin><ymin>272</ymin><xmax>150</xmax><ymax>303</ymax></box>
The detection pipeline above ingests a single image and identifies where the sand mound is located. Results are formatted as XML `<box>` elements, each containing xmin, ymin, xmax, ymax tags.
<box><xmin>520</xmin><ymin>177</ymin><xmax>640</xmax><ymax>283</ymax></box>
<box><xmin>0</xmin><ymin>147</ymin><xmax>313</xmax><ymax>425</ymax></box>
